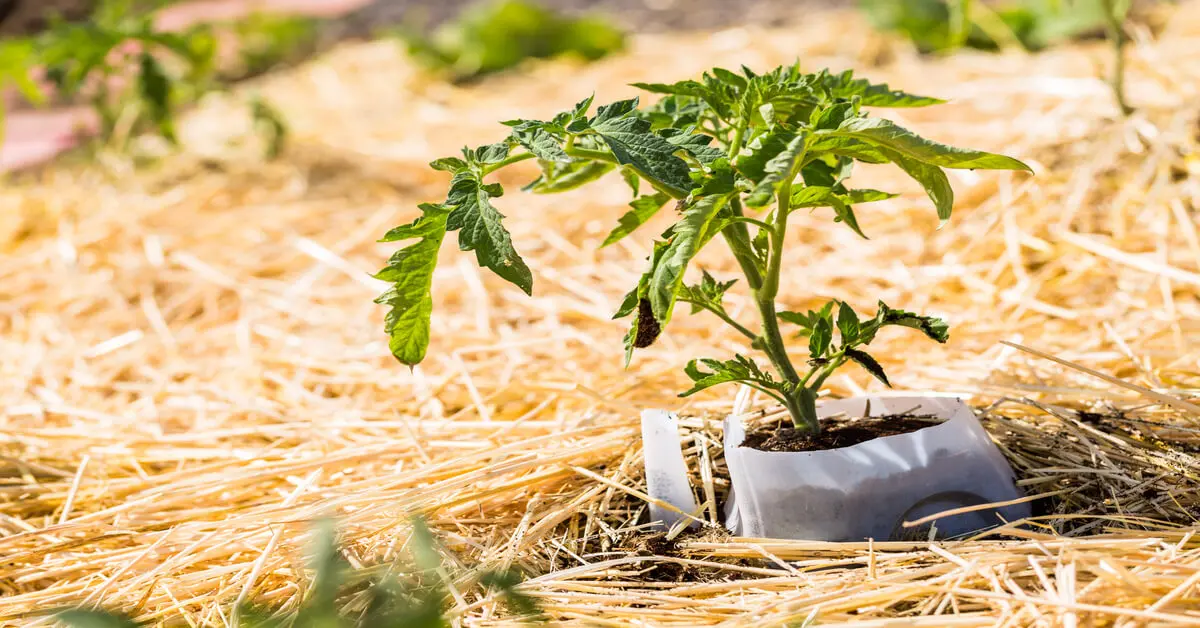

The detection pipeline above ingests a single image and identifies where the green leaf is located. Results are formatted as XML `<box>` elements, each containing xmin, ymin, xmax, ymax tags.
<box><xmin>661</xmin><ymin>128</ymin><xmax>723</xmax><ymax>165</ymax></box>
<box><xmin>471</xmin><ymin>141</ymin><xmax>513</xmax><ymax>164</ymax></box>
<box><xmin>883</xmin><ymin>149</ymin><xmax>955</xmax><ymax>223</ymax></box>
<box><xmin>678</xmin><ymin>269</ymin><xmax>737</xmax><ymax>314</ymax></box>
<box><xmin>779</xmin><ymin>302</ymin><xmax>834</xmax><ymax>336</ymax></box>
<box><xmin>430</xmin><ymin>157</ymin><xmax>468</xmax><ymax>172</ymax></box>
<box><xmin>829</xmin><ymin>196</ymin><xmax>867</xmax><ymax>239</ymax></box>
<box><xmin>512</xmin><ymin>126</ymin><xmax>569</xmax><ymax>163</ymax></box>
<box><xmin>480</xmin><ymin>570</ymin><xmax>545</xmax><ymax>621</ymax></box>
<box><xmin>526</xmin><ymin>160</ymin><xmax>614</xmax><ymax>193</ymax></box>
<box><xmin>445</xmin><ymin>173</ymin><xmax>533</xmax><ymax>295</ymax></box>
<box><xmin>846</xmin><ymin>348</ymin><xmax>891</xmax><ymax>387</ymax></box>
<box><xmin>875</xmin><ymin>302</ymin><xmax>950</xmax><ymax>343</ymax></box>
<box><xmin>816</xmin><ymin>68</ymin><xmax>945</xmax><ymax>108</ymax></box>
<box><xmin>375</xmin><ymin>204</ymin><xmax>449</xmax><ymax>366</ymax></box>
<box><xmin>137</xmin><ymin>51</ymin><xmax>175</xmax><ymax>143</ymax></box>
<box><xmin>305</xmin><ymin>519</ymin><xmax>346</xmax><ymax>618</ymax></box>
<box><xmin>809</xmin><ymin>316</ymin><xmax>833</xmax><ymax>358</ymax></box>
<box><xmin>830</xmin><ymin>117</ymin><xmax>1032</xmax><ymax>171</ymax></box>
<box><xmin>836</xmin><ymin>302</ymin><xmax>860</xmax><ymax>344</ymax></box>
<box><xmin>55</xmin><ymin>609</ymin><xmax>141</xmax><ymax>628</ymax></box>
<box><xmin>845</xmin><ymin>189</ymin><xmax>898</xmax><ymax>203</ymax></box>
<box><xmin>680</xmin><ymin>355</ymin><xmax>788</xmax><ymax>398</ymax></box>
<box><xmin>648</xmin><ymin>193</ymin><xmax>732</xmax><ymax>322</ymax></box>
<box><xmin>250</xmin><ymin>97</ymin><xmax>288</xmax><ymax>160</ymax></box>
<box><xmin>602</xmin><ymin>193</ymin><xmax>671</xmax><ymax>247</ymax></box>
<box><xmin>736</xmin><ymin>129</ymin><xmax>810</xmax><ymax>207</ymax></box>
<box><xmin>589</xmin><ymin>98</ymin><xmax>694</xmax><ymax>194</ymax></box>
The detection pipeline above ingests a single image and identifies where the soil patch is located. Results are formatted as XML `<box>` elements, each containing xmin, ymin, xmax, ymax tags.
<box><xmin>741</xmin><ymin>414</ymin><xmax>945</xmax><ymax>452</ymax></box>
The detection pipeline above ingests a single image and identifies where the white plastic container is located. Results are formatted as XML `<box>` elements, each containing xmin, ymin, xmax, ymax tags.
<box><xmin>643</xmin><ymin>394</ymin><xmax>1029</xmax><ymax>541</ymax></box>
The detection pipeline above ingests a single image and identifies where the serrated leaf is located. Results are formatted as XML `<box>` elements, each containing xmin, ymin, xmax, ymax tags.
<box><xmin>445</xmin><ymin>173</ymin><xmax>533</xmax><ymax>295</ymax></box>
<box><xmin>631</xmin><ymin>80</ymin><xmax>709</xmax><ymax>98</ymax></box>
<box><xmin>846</xmin><ymin>348</ymin><xmax>891</xmax><ymax>387</ymax></box>
<box><xmin>873</xmin><ymin>146</ymin><xmax>954</xmax><ymax>223</ymax></box>
<box><xmin>680</xmin><ymin>354</ymin><xmax>787</xmax><ymax>398</ymax></box>
<box><xmin>648</xmin><ymin>193</ymin><xmax>732</xmax><ymax>322</ymax></box>
<box><xmin>512</xmin><ymin>126</ymin><xmax>568</xmax><ymax>163</ymax></box>
<box><xmin>679</xmin><ymin>269</ymin><xmax>737</xmax><ymax>314</ymax></box>
<box><xmin>778</xmin><ymin>310</ymin><xmax>815</xmax><ymax>331</ymax></box>
<box><xmin>661</xmin><ymin>128</ymin><xmax>724</xmax><ymax>165</ymax></box>
<box><xmin>845</xmin><ymin>189</ymin><xmax>898</xmax><ymax>203</ymax></box>
<box><xmin>809</xmin><ymin>316</ymin><xmax>833</xmax><ymax>358</ymax></box>
<box><xmin>602</xmin><ymin>192</ymin><xmax>670</xmax><ymax>247</ymax></box>
<box><xmin>620</xmin><ymin>166</ymin><xmax>641</xmax><ymax>196</ymax></box>
<box><xmin>430</xmin><ymin>157</ymin><xmax>468</xmax><ymax>172</ymax></box>
<box><xmin>817</xmin><ymin>68</ymin><xmax>944</xmax><ymax>107</ymax></box>
<box><xmin>590</xmin><ymin>109</ymin><xmax>694</xmax><ymax>195</ymax></box>
<box><xmin>375</xmin><ymin>204</ymin><xmax>448</xmax><ymax>366</ymax></box>
<box><xmin>737</xmin><ymin>129</ymin><xmax>810</xmax><ymax>207</ymax></box>
<box><xmin>830</xmin><ymin>196</ymin><xmax>867</xmax><ymax>239</ymax></box>
<box><xmin>837</xmin><ymin>302</ymin><xmax>860</xmax><ymax>344</ymax></box>
<box><xmin>877</xmin><ymin>303</ymin><xmax>950</xmax><ymax>343</ymax></box>
<box><xmin>472</xmin><ymin>141</ymin><xmax>513</xmax><ymax>164</ymax></box>
<box><xmin>831</xmin><ymin>117</ymin><xmax>1032</xmax><ymax>171</ymax></box>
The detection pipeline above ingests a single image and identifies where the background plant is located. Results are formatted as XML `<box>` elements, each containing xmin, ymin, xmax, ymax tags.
<box><xmin>859</xmin><ymin>0</ymin><xmax>1140</xmax><ymax>113</ymax></box>
<box><xmin>396</xmin><ymin>0</ymin><xmax>626</xmax><ymax>82</ymax></box>
<box><xmin>35</xmin><ymin>0</ymin><xmax>218</xmax><ymax>147</ymax></box>
<box><xmin>377</xmin><ymin>63</ymin><xmax>1029</xmax><ymax>433</ymax></box>
<box><xmin>54</xmin><ymin>518</ymin><xmax>542</xmax><ymax>627</ymax></box>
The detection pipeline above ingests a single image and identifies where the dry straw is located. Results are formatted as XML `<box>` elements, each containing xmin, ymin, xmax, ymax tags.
<box><xmin>3</xmin><ymin>3</ymin><xmax>1200</xmax><ymax>626</ymax></box>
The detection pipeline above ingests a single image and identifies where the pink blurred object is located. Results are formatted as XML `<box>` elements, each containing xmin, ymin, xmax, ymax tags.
<box><xmin>1</xmin><ymin>107</ymin><xmax>97</xmax><ymax>171</ymax></box>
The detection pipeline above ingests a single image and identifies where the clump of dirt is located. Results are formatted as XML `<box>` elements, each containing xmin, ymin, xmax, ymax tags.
<box><xmin>741</xmin><ymin>414</ymin><xmax>945</xmax><ymax>452</ymax></box>
<box><xmin>619</xmin><ymin>527</ymin><xmax>734</xmax><ymax>583</ymax></box>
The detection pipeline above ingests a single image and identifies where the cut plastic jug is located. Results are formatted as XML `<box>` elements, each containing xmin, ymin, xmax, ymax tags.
<box><xmin>643</xmin><ymin>394</ymin><xmax>1030</xmax><ymax>541</ymax></box>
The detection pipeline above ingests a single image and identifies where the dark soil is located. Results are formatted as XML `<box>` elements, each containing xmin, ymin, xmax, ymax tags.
<box><xmin>741</xmin><ymin>414</ymin><xmax>945</xmax><ymax>452</ymax></box>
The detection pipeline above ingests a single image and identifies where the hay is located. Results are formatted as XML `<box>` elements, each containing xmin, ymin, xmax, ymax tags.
<box><xmin>3</xmin><ymin>3</ymin><xmax>1200</xmax><ymax>625</ymax></box>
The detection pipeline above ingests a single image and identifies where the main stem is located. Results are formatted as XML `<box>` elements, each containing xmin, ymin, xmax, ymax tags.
<box><xmin>721</xmin><ymin>125</ymin><xmax>817</xmax><ymax>433</ymax></box>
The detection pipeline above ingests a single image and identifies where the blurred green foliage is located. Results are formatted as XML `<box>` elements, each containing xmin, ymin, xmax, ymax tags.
<box><xmin>399</xmin><ymin>0</ymin><xmax>626</xmax><ymax>81</ymax></box>
<box><xmin>858</xmin><ymin>0</ymin><xmax>1113</xmax><ymax>53</ymax></box>
<box><xmin>227</xmin><ymin>12</ymin><xmax>321</xmax><ymax>80</ymax></box>
<box><xmin>0</xmin><ymin>0</ymin><xmax>307</xmax><ymax>160</ymax></box>
<box><xmin>55</xmin><ymin>518</ymin><xmax>543</xmax><ymax>628</ymax></box>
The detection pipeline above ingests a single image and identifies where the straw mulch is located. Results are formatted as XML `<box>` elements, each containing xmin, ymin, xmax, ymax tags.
<box><xmin>4</xmin><ymin>4</ymin><xmax>1200</xmax><ymax>626</ymax></box>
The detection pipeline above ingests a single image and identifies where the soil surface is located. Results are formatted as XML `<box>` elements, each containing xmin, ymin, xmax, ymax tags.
<box><xmin>741</xmin><ymin>414</ymin><xmax>946</xmax><ymax>452</ymax></box>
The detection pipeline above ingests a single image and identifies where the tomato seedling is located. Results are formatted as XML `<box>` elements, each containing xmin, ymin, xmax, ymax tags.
<box><xmin>377</xmin><ymin>64</ymin><xmax>1029</xmax><ymax>432</ymax></box>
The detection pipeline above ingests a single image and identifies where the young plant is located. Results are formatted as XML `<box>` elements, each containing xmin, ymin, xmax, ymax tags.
<box><xmin>859</xmin><ymin>0</ymin><xmax>1135</xmax><ymax>114</ymax></box>
<box><xmin>397</xmin><ymin>0</ymin><xmax>625</xmax><ymax>82</ymax></box>
<box><xmin>376</xmin><ymin>64</ymin><xmax>1030</xmax><ymax>433</ymax></box>
<box><xmin>36</xmin><ymin>0</ymin><xmax>218</xmax><ymax>147</ymax></box>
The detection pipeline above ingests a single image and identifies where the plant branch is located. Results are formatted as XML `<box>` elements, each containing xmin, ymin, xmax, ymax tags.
<box><xmin>684</xmin><ymin>300</ymin><xmax>757</xmax><ymax>341</ymax></box>
<box><xmin>564</xmin><ymin>144</ymin><xmax>688</xmax><ymax>199</ymax></box>
<box><xmin>481</xmin><ymin>152</ymin><xmax>536</xmax><ymax>175</ymax></box>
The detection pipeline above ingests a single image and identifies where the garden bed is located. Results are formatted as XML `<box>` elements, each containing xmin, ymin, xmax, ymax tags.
<box><xmin>2</xmin><ymin>2</ymin><xmax>1200</xmax><ymax>625</ymax></box>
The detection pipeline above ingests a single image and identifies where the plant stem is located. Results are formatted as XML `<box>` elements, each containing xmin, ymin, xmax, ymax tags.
<box><xmin>720</xmin><ymin>198</ymin><xmax>764</xmax><ymax>291</ymax></box>
<box><xmin>757</xmin><ymin>142</ymin><xmax>822</xmax><ymax>432</ymax></box>
<box><xmin>481</xmin><ymin>152</ymin><xmax>536</xmax><ymax>175</ymax></box>
<box><xmin>1101</xmin><ymin>0</ymin><xmax>1133</xmax><ymax>116</ymax></box>
<box><xmin>689</xmin><ymin>302</ymin><xmax>757</xmax><ymax>341</ymax></box>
